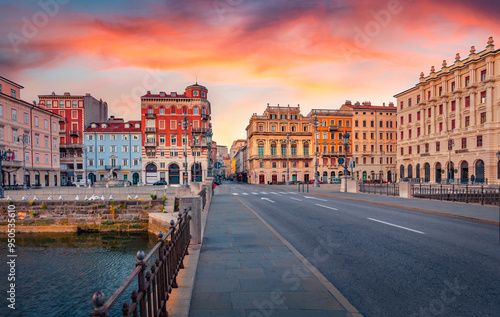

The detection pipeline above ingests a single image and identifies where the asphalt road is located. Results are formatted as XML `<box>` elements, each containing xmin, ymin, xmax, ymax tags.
<box><xmin>226</xmin><ymin>182</ymin><xmax>500</xmax><ymax>317</ymax></box>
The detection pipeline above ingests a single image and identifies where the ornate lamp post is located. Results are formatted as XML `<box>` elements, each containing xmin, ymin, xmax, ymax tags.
<box><xmin>310</xmin><ymin>112</ymin><xmax>320</xmax><ymax>187</ymax></box>
<box><xmin>282</xmin><ymin>133</ymin><xmax>293</xmax><ymax>185</ymax></box>
<box><xmin>179</xmin><ymin>115</ymin><xmax>191</xmax><ymax>188</ymax></box>
<box><xmin>342</xmin><ymin>132</ymin><xmax>350</xmax><ymax>178</ymax></box>
<box><xmin>17</xmin><ymin>134</ymin><xmax>29</xmax><ymax>189</ymax></box>
<box><xmin>206</xmin><ymin>125</ymin><xmax>213</xmax><ymax>177</ymax></box>
<box><xmin>0</xmin><ymin>148</ymin><xmax>14</xmax><ymax>198</ymax></box>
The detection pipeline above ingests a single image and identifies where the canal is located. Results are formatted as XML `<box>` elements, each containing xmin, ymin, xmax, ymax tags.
<box><xmin>0</xmin><ymin>232</ymin><xmax>158</xmax><ymax>317</ymax></box>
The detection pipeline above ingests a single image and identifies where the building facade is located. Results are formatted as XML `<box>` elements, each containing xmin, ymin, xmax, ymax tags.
<box><xmin>306</xmin><ymin>108</ymin><xmax>353</xmax><ymax>183</ymax></box>
<box><xmin>39</xmin><ymin>92</ymin><xmax>108</xmax><ymax>185</ymax></box>
<box><xmin>140</xmin><ymin>84</ymin><xmax>212</xmax><ymax>185</ymax></box>
<box><xmin>229</xmin><ymin>139</ymin><xmax>247</xmax><ymax>176</ymax></box>
<box><xmin>342</xmin><ymin>101</ymin><xmax>397</xmax><ymax>181</ymax></box>
<box><xmin>83</xmin><ymin>117</ymin><xmax>142</xmax><ymax>184</ymax></box>
<box><xmin>0</xmin><ymin>76</ymin><xmax>62</xmax><ymax>187</ymax></box>
<box><xmin>395</xmin><ymin>37</ymin><xmax>499</xmax><ymax>184</ymax></box>
<box><xmin>246</xmin><ymin>105</ymin><xmax>313</xmax><ymax>184</ymax></box>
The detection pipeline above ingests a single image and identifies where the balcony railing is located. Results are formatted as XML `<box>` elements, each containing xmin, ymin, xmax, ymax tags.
<box><xmin>250</xmin><ymin>154</ymin><xmax>312</xmax><ymax>159</ymax></box>
<box><xmin>328</xmin><ymin>125</ymin><xmax>339</xmax><ymax>131</ymax></box>
<box><xmin>145</xmin><ymin>127</ymin><xmax>156</xmax><ymax>133</ymax></box>
<box><xmin>60</xmin><ymin>143</ymin><xmax>83</xmax><ymax>148</ymax></box>
<box><xmin>145</xmin><ymin>113</ymin><xmax>156</xmax><ymax>119</ymax></box>
<box><xmin>192</xmin><ymin>127</ymin><xmax>208</xmax><ymax>133</ymax></box>
<box><xmin>69</xmin><ymin>130</ymin><xmax>80</xmax><ymax>137</ymax></box>
<box><xmin>145</xmin><ymin>141</ymin><xmax>156</xmax><ymax>147</ymax></box>
<box><xmin>105</xmin><ymin>165</ymin><xmax>121</xmax><ymax>170</ymax></box>
<box><xmin>201</xmin><ymin>114</ymin><xmax>209</xmax><ymax>120</ymax></box>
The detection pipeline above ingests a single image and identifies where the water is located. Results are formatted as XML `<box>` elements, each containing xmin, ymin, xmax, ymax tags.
<box><xmin>0</xmin><ymin>232</ymin><xmax>158</xmax><ymax>317</ymax></box>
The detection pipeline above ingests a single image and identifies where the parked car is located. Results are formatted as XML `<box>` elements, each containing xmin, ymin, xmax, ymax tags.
<box><xmin>72</xmin><ymin>179</ymin><xmax>90</xmax><ymax>186</ymax></box>
<box><xmin>153</xmin><ymin>180</ymin><xmax>168</xmax><ymax>186</ymax></box>
<box><xmin>308</xmin><ymin>180</ymin><xmax>324</xmax><ymax>184</ymax></box>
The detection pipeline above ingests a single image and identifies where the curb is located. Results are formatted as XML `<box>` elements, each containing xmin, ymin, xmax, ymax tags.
<box><xmin>308</xmin><ymin>192</ymin><xmax>500</xmax><ymax>226</ymax></box>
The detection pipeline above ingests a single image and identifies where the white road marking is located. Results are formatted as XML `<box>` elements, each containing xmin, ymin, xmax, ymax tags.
<box><xmin>303</xmin><ymin>196</ymin><xmax>327</xmax><ymax>202</ymax></box>
<box><xmin>289</xmin><ymin>197</ymin><xmax>302</xmax><ymax>201</ymax></box>
<box><xmin>242</xmin><ymin>193</ymin><xmax>249</xmax><ymax>195</ymax></box>
<box><xmin>368</xmin><ymin>218</ymin><xmax>426</xmax><ymax>235</ymax></box>
<box><xmin>252</xmin><ymin>192</ymin><xmax>258</xmax><ymax>195</ymax></box>
<box><xmin>260</xmin><ymin>192</ymin><xmax>268</xmax><ymax>195</ymax></box>
<box><xmin>270</xmin><ymin>192</ymin><xmax>281</xmax><ymax>195</ymax></box>
<box><xmin>232</xmin><ymin>193</ymin><xmax>239</xmax><ymax>196</ymax></box>
<box><xmin>315</xmin><ymin>204</ymin><xmax>338</xmax><ymax>210</ymax></box>
<box><xmin>261</xmin><ymin>197</ymin><xmax>275</xmax><ymax>203</ymax></box>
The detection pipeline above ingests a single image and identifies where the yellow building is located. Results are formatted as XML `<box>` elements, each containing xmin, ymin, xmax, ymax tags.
<box><xmin>395</xmin><ymin>37</ymin><xmax>499</xmax><ymax>184</ymax></box>
<box><xmin>246</xmin><ymin>105</ymin><xmax>313</xmax><ymax>184</ymax></box>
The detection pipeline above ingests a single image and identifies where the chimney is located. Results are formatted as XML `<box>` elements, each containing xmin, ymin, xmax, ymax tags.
<box><xmin>383</xmin><ymin>102</ymin><xmax>385</xmax><ymax>107</ymax></box>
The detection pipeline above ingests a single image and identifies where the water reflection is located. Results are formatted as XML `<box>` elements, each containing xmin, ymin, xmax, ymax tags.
<box><xmin>0</xmin><ymin>232</ymin><xmax>157</xmax><ymax>317</ymax></box>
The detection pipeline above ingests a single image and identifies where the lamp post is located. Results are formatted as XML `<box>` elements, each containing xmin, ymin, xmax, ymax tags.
<box><xmin>179</xmin><ymin>115</ymin><xmax>191</xmax><ymax>188</ymax></box>
<box><xmin>282</xmin><ymin>133</ymin><xmax>293</xmax><ymax>185</ymax></box>
<box><xmin>18</xmin><ymin>134</ymin><xmax>29</xmax><ymax>189</ymax></box>
<box><xmin>206</xmin><ymin>125</ymin><xmax>213</xmax><ymax>178</ymax></box>
<box><xmin>380</xmin><ymin>150</ymin><xmax>384</xmax><ymax>184</ymax></box>
<box><xmin>342</xmin><ymin>132</ymin><xmax>350</xmax><ymax>178</ymax></box>
<box><xmin>0</xmin><ymin>149</ymin><xmax>14</xmax><ymax>198</ymax></box>
<box><xmin>496</xmin><ymin>151</ymin><xmax>500</xmax><ymax>184</ymax></box>
<box><xmin>191</xmin><ymin>131</ymin><xmax>197</xmax><ymax>182</ymax></box>
<box><xmin>311</xmin><ymin>112</ymin><xmax>320</xmax><ymax>187</ymax></box>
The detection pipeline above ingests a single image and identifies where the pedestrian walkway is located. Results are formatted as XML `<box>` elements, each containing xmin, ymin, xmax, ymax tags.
<box><xmin>189</xmin><ymin>191</ymin><xmax>357</xmax><ymax>317</ymax></box>
<box><xmin>257</xmin><ymin>183</ymin><xmax>499</xmax><ymax>225</ymax></box>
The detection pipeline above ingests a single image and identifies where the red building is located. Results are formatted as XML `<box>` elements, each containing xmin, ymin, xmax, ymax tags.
<box><xmin>140</xmin><ymin>84</ymin><xmax>212</xmax><ymax>185</ymax></box>
<box><xmin>38</xmin><ymin>92</ymin><xmax>108</xmax><ymax>184</ymax></box>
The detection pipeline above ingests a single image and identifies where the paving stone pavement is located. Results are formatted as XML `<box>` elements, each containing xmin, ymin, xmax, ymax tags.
<box><xmin>189</xmin><ymin>192</ymin><xmax>353</xmax><ymax>317</ymax></box>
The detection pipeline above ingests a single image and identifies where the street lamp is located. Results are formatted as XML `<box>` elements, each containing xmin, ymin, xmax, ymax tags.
<box><xmin>342</xmin><ymin>132</ymin><xmax>350</xmax><ymax>178</ymax></box>
<box><xmin>179</xmin><ymin>115</ymin><xmax>191</xmax><ymax>188</ymax></box>
<box><xmin>17</xmin><ymin>134</ymin><xmax>29</xmax><ymax>189</ymax></box>
<box><xmin>311</xmin><ymin>112</ymin><xmax>320</xmax><ymax>187</ymax></box>
<box><xmin>282</xmin><ymin>133</ymin><xmax>293</xmax><ymax>185</ymax></box>
<box><xmin>191</xmin><ymin>131</ymin><xmax>198</xmax><ymax>182</ymax></box>
<box><xmin>0</xmin><ymin>149</ymin><xmax>14</xmax><ymax>198</ymax></box>
<box><xmin>206</xmin><ymin>125</ymin><xmax>213</xmax><ymax>177</ymax></box>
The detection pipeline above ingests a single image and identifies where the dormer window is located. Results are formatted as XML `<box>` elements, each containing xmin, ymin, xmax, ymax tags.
<box><xmin>171</xmin><ymin>92</ymin><xmax>176</xmax><ymax>97</ymax></box>
<box><xmin>101</xmin><ymin>124</ymin><xmax>107</xmax><ymax>128</ymax></box>
<box><xmin>160</xmin><ymin>92</ymin><xmax>165</xmax><ymax>97</ymax></box>
<box><xmin>125</xmin><ymin>124</ymin><xmax>130</xmax><ymax>128</ymax></box>
<box><xmin>135</xmin><ymin>124</ymin><xmax>140</xmax><ymax>128</ymax></box>
<box><xmin>92</xmin><ymin>123</ymin><xmax>97</xmax><ymax>128</ymax></box>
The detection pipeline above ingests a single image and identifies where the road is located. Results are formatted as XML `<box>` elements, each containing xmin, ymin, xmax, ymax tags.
<box><xmin>226</xmin><ymin>182</ymin><xmax>500</xmax><ymax>317</ymax></box>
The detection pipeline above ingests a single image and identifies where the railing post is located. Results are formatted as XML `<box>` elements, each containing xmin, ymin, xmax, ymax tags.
<box><xmin>481</xmin><ymin>185</ymin><xmax>484</xmax><ymax>205</ymax></box>
<box><xmin>90</xmin><ymin>291</ymin><xmax>107</xmax><ymax>317</ymax></box>
<box><xmin>177</xmin><ymin>212</ymin><xmax>185</xmax><ymax>269</ymax></box>
<box><xmin>440</xmin><ymin>184</ymin><xmax>443</xmax><ymax>201</ymax></box>
<box><xmin>136</xmin><ymin>250</ymin><xmax>147</xmax><ymax>317</ymax></box>
<box><xmin>169</xmin><ymin>219</ymin><xmax>178</xmax><ymax>289</ymax></box>
<box><xmin>156</xmin><ymin>232</ymin><xmax>166</xmax><ymax>314</ymax></box>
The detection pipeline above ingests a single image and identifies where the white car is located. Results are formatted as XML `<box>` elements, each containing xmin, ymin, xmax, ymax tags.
<box><xmin>72</xmin><ymin>179</ymin><xmax>90</xmax><ymax>186</ymax></box>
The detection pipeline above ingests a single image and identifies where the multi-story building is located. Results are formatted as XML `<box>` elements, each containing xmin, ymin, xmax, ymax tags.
<box><xmin>395</xmin><ymin>37</ymin><xmax>499</xmax><ymax>184</ymax></box>
<box><xmin>215</xmin><ymin>145</ymin><xmax>229</xmax><ymax>177</ymax></box>
<box><xmin>246</xmin><ymin>105</ymin><xmax>313</xmax><ymax>184</ymax></box>
<box><xmin>0</xmin><ymin>76</ymin><xmax>62</xmax><ymax>187</ymax></box>
<box><xmin>234</xmin><ymin>145</ymin><xmax>248</xmax><ymax>182</ymax></box>
<box><xmin>39</xmin><ymin>92</ymin><xmax>108</xmax><ymax>185</ymax></box>
<box><xmin>342</xmin><ymin>101</ymin><xmax>397</xmax><ymax>181</ymax></box>
<box><xmin>306</xmin><ymin>108</ymin><xmax>353</xmax><ymax>183</ymax></box>
<box><xmin>83</xmin><ymin>116</ymin><xmax>142</xmax><ymax>184</ymax></box>
<box><xmin>229</xmin><ymin>139</ymin><xmax>247</xmax><ymax>176</ymax></box>
<box><xmin>140</xmin><ymin>84</ymin><xmax>212</xmax><ymax>184</ymax></box>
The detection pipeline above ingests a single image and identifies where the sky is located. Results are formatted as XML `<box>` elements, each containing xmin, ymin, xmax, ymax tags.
<box><xmin>1</xmin><ymin>0</ymin><xmax>499</xmax><ymax>147</ymax></box>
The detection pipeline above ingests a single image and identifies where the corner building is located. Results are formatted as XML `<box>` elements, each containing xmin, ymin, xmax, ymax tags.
<box><xmin>140</xmin><ymin>84</ymin><xmax>211</xmax><ymax>184</ymax></box>
<box><xmin>395</xmin><ymin>37</ymin><xmax>500</xmax><ymax>184</ymax></box>
<box><xmin>246</xmin><ymin>105</ymin><xmax>313</xmax><ymax>184</ymax></box>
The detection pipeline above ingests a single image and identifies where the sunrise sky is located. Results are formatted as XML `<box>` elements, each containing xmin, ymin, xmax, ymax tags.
<box><xmin>1</xmin><ymin>0</ymin><xmax>499</xmax><ymax>147</ymax></box>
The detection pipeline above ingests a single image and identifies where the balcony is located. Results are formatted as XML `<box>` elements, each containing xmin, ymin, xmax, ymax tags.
<box><xmin>59</xmin><ymin>117</ymin><xmax>66</xmax><ymax>123</ymax></box>
<box><xmin>321</xmin><ymin>152</ymin><xmax>343</xmax><ymax>157</ymax></box>
<box><xmin>69</xmin><ymin>130</ymin><xmax>80</xmax><ymax>137</ymax></box>
<box><xmin>145</xmin><ymin>127</ymin><xmax>156</xmax><ymax>133</ymax></box>
<box><xmin>328</xmin><ymin>125</ymin><xmax>339</xmax><ymax>132</ymax></box>
<box><xmin>145</xmin><ymin>113</ymin><xmax>156</xmax><ymax>119</ymax></box>
<box><xmin>105</xmin><ymin>165</ymin><xmax>122</xmax><ymax>170</ymax></box>
<box><xmin>60</xmin><ymin>143</ymin><xmax>83</xmax><ymax>149</ymax></box>
<box><xmin>145</xmin><ymin>141</ymin><xmax>156</xmax><ymax>147</ymax></box>
<box><xmin>192</xmin><ymin>127</ymin><xmax>208</xmax><ymax>133</ymax></box>
<box><xmin>250</xmin><ymin>154</ymin><xmax>312</xmax><ymax>160</ymax></box>
<box><xmin>201</xmin><ymin>114</ymin><xmax>209</xmax><ymax>120</ymax></box>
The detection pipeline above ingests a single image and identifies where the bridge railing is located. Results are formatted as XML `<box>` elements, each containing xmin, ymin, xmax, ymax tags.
<box><xmin>359</xmin><ymin>182</ymin><xmax>399</xmax><ymax>196</ymax></box>
<box><xmin>90</xmin><ymin>209</ymin><xmax>191</xmax><ymax>317</ymax></box>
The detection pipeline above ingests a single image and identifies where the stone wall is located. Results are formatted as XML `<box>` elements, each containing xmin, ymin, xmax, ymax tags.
<box><xmin>0</xmin><ymin>200</ymin><xmax>165</xmax><ymax>233</ymax></box>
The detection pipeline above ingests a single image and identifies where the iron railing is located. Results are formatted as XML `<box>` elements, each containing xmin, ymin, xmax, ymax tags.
<box><xmin>90</xmin><ymin>209</ymin><xmax>191</xmax><ymax>317</ymax></box>
<box><xmin>360</xmin><ymin>182</ymin><xmax>399</xmax><ymax>196</ymax></box>
<box><xmin>407</xmin><ymin>178</ymin><xmax>488</xmax><ymax>185</ymax></box>
<box><xmin>297</xmin><ymin>182</ymin><xmax>309</xmax><ymax>193</ymax></box>
<box><xmin>412</xmin><ymin>183</ymin><xmax>500</xmax><ymax>205</ymax></box>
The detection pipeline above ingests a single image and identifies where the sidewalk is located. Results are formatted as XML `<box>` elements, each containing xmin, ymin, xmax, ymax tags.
<box><xmin>259</xmin><ymin>183</ymin><xmax>499</xmax><ymax>225</ymax></box>
<box><xmin>189</xmin><ymin>191</ymin><xmax>360</xmax><ymax>317</ymax></box>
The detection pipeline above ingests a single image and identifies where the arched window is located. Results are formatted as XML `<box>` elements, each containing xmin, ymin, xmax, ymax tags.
<box><xmin>415</xmin><ymin>164</ymin><xmax>420</xmax><ymax>179</ymax></box>
<box><xmin>170</xmin><ymin>106</ymin><xmax>176</xmax><ymax>114</ymax></box>
<box><xmin>435</xmin><ymin>163</ymin><xmax>442</xmax><ymax>183</ymax></box>
<box><xmin>281</xmin><ymin>143</ymin><xmax>287</xmax><ymax>156</ymax></box>
<box><xmin>424</xmin><ymin>163</ymin><xmax>430</xmax><ymax>182</ymax></box>
<box><xmin>303</xmin><ymin>142</ymin><xmax>309</xmax><ymax>156</ymax></box>
<box><xmin>362</xmin><ymin>171</ymin><xmax>367</xmax><ymax>180</ymax></box>
<box><xmin>461</xmin><ymin>161</ymin><xmax>469</xmax><ymax>183</ymax></box>
<box><xmin>270</xmin><ymin>142</ymin><xmax>277</xmax><ymax>156</ymax></box>
<box><xmin>330</xmin><ymin>145</ymin><xmax>335</xmax><ymax>152</ymax></box>
<box><xmin>475</xmin><ymin>160</ymin><xmax>485</xmax><ymax>183</ymax></box>
<box><xmin>193</xmin><ymin>107</ymin><xmax>199</xmax><ymax>115</ymax></box>
<box><xmin>408</xmin><ymin>164</ymin><xmax>413</xmax><ymax>179</ymax></box>
<box><xmin>159</xmin><ymin>107</ymin><xmax>165</xmax><ymax>114</ymax></box>
<box><xmin>148</xmin><ymin>107</ymin><xmax>153</xmax><ymax>114</ymax></box>
<box><xmin>258</xmin><ymin>142</ymin><xmax>264</xmax><ymax>156</ymax></box>
<box><xmin>291</xmin><ymin>143</ymin><xmax>297</xmax><ymax>155</ymax></box>
<box><xmin>182</xmin><ymin>106</ymin><xmax>187</xmax><ymax>115</ymax></box>
<box><xmin>447</xmin><ymin>161</ymin><xmax>455</xmax><ymax>180</ymax></box>
<box><xmin>400</xmin><ymin>165</ymin><xmax>405</xmax><ymax>179</ymax></box>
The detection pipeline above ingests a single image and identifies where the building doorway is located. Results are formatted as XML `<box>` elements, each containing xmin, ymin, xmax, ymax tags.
<box><xmin>133</xmin><ymin>172</ymin><xmax>140</xmax><ymax>185</ymax></box>
<box><xmin>259</xmin><ymin>175</ymin><xmax>265</xmax><ymax>184</ymax></box>
<box><xmin>146</xmin><ymin>163</ymin><xmax>158</xmax><ymax>184</ymax></box>
<box><xmin>460</xmin><ymin>161</ymin><xmax>468</xmax><ymax>184</ymax></box>
<box><xmin>169</xmin><ymin>164</ymin><xmax>180</xmax><ymax>184</ymax></box>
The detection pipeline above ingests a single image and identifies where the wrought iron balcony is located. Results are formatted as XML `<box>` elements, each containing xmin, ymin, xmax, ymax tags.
<box><xmin>60</xmin><ymin>143</ymin><xmax>83</xmax><ymax>149</ymax></box>
<box><xmin>69</xmin><ymin>130</ymin><xmax>80</xmax><ymax>137</ymax></box>
<box><xmin>201</xmin><ymin>114</ymin><xmax>209</xmax><ymax>120</ymax></box>
<box><xmin>145</xmin><ymin>127</ymin><xmax>156</xmax><ymax>133</ymax></box>
<box><xmin>145</xmin><ymin>141</ymin><xmax>156</xmax><ymax>147</ymax></box>
<box><xmin>145</xmin><ymin>113</ymin><xmax>156</xmax><ymax>119</ymax></box>
<box><xmin>105</xmin><ymin>165</ymin><xmax>121</xmax><ymax>170</ymax></box>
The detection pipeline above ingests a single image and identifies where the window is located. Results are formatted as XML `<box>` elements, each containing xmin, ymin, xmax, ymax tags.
<box><xmin>88</xmin><ymin>145</ymin><xmax>94</xmax><ymax>153</ymax></box>
<box><xmin>110</xmin><ymin>135</ymin><xmax>116</xmax><ymax>141</ymax></box>
<box><xmin>400</xmin><ymin>101</ymin><xmax>404</xmax><ymax>109</ymax></box>
<box><xmin>451</xmin><ymin>82</ymin><xmax>455</xmax><ymax>91</ymax></box>
<box><xmin>363</xmin><ymin>120</ymin><xmax>366</xmax><ymax>127</ymax></box>
<box><xmin>436</xmin><ymin>142</ymin><xmax>440</xmax><ymax>152</ymax></box>
<box><xmin>133</xmin><ymin>145</ymin><xmax>139</xmax><ymax>153</ymax></box>
<box><xmin>400</xmin><ymin>131</ymin><xmax>403</xmax><ymax>140</ymax></box>
<box><xmin>71</xmin><ymin>110</ymin><xmax>77</xmax><ymax>119</ymax></box>
<box><xmin>99</xmin><ymin>159</ymin><xmax>104</xmax><ymax>166</ymax></box>
<box><xmin>171</xmin><ymin>134</ymin><xmax>177</xmax><ymax>145</ymax></box>
<box><xmin>346</xmin><ymin>120</ymin><xmax>350</xmax><ymax>127</ymax></box>
<box><xmin>88</xmin><ymin>159</ymin><xmax>94</xmax><ymax>167</ymax></box>
<box><xmin>417</xmin><ymin>127</ymin><xmax>420</xmax><ymax>137</ymax></box>
<box><xmin>0</xmin><ymin>127</ymin><xmax>3</xmax><ymax>140</ymax></box>
<box><xmin>425</xmin><ymin>143</ymin><xmax>429</xmax><ymax>153</ymax></box>
<box><xmin>45</xmin><ymin>154</ymin><xmax>49</xmax><ymax>164</ymax></box>
<box><xmin>34</xmin><ymin>116</ymin><xmax>39</xmax><ymax>127</ymax></box>
<box><xmin>451</xmin><ymin>101</ymin><xmax>456</xmax><ymax>111</ymax></box>
<box><xmin>133</xmin><ymin>135</ymin><xmax>139</xmax><ymax>140</ymax></box>
<box><xmin>23</xmin><ymin>113</ymin><xmax>29</xmax><ymax>124</ymax></box>
<box><xmin>355</xmin><ymin>132</ymin><xmax>358</xmax><ymax>139</ymax></box>
<box><xmin>338</xmin><ymin>120</ymin><xmax>343</xmax><ymax>127</ymax></box>
<box><xmin>11</xmin><ymin>89</ymin><xmax>16</xmax><ymax>98</ymax></box>
<box><xmin>428</xmin><ymin>125</ymin><xmax>431</xmax><ymax>134</ymax></box>
<box><xmin>0</xmin><ymin>105</ymin><xmax>3</xmax><ymax>117</ymax></box>
<box><xmin>417</xmin><ymin>95</ymin><xmax>421</xmax><ymax>103</ymax></box>
<box><xmin>122</xmin><ymin>159</ymin><xmax>128</xmax><ymax>166</ymax></box>
<box><xmin>370</xmin><ymin>133</ymin><xmax>374</xmax><ymax>140</ymax></box>
<box><xmin>480</xmin><ymin>91</ymin><xmax>486</xmax><ymax>104</ymax></box>
<box><xmin>35</xmin><ymin>153</ymin><xmax>40</xmax><ymax>163</ymax></box>
<box><xmin>480</xmin><ymin>112</ymin><xmax>486</xmax><ymax>124</ymax></box>
<box><xmin>428</xmin><ymin>108</ymin><xmax>431</xmax><ymax>117</ymax></box>
<box><xmin>400</xmin><ymin>116</ymin><xmax>404</xmax><ymax>125</ymax></box>
<box><xmin>465</xmin><ymin>96</ymin><xmax>470</xmax><ymax>107</ymax></box>
<box><xmin>379</xmin><ymin>132</ymin><xmax>383</xmax><ymax>139</ymax></box>
<box><xmin>272</xmin><ymin>162</ymin><xmax>276</xmax><ymax>168</ymax></box>
<box><xmin>439</xmin><ymin>86</ymin><xmax>442</xmax><ymax>96</ymax></box>
<box><xmin>451</xmin><ymin>119</ymin><xmax>455</xmax><ymax>130</ymax></box>
<box><xmin>439</xmin><ymin>122</ymin><xmax>443</xmax><ymax>132</ymax></box>
<box><xmin>72</xmin><ymin>100</ymin><xmax>77</xmax><ymax>108</ymax></box>
<box><xmin>408</xmin><ymin>98</ymin><xmax>412</xmax><ymax>106</ymax></box>
<box><xmin>98</xmin><ymin>146</ymin><xmax>105</xmax><ymax>153</ymax></box>
<box><xmin>122</xmin><ymin>145</ymin><xmax>128</xmax><ymax>153</ymax></box>
<box><xmin>408</xmin><ymin>130</ymin><xmax>412</xmax><ymax>139</ymax></box>
<box><xmin>53</xmin><ymin>122</ymin><xmax>56</xmax><ymax>132</ymax></box>
<box><xmin>417</xmin><ymin>145</ymin><xmax>420</xmax><ymax>154</ymax></box>
<box><xmin>35</xmin><ymin>134</ymin><xmax>39</xmax><ymax>146</ymax></box>
<box><xmin>44</xmin><ymin>136</ymin><xmax>49</xmax><ymax>148</ymax></box>
<box><xmin>110</xmin><ymin>145</ymin><xmax>117</xmax><ymax>153</ymax></box>
<box><xmin>477</xmin><ymin>135</ymin><xmax>483</xmax><ymax>147</ymax></box>
<box><xmin>363</xmin><ymin>133</ymin><xmax>367</xmax><ymax>140</ymax></box>
<box><xmin>280</xmin><ymin>114</ymin><xmax>287</xmax><ymax>120</ymax></box>
<box><xmin>417</xmin><ymin>111</ymin><xmax>421</xmax><ymax>121</ymax></box>
<box><xmin>182</xmin><ymin>107</ymin><xmax>187</xmax><ymax>115</ymax></box>
<box><xmin>439</xmin><ymin>104</ymin><xmax>443</xmax><ymax>115</ymax></box>
<box><xmin>133</xmin><ymin>159</ymin><xmax>140</xmax><ymax>166</ymax></box>
<box><xmin>303</xmin><ymin>143</ymin><xmax>309</xmax><ymax>156</ymax></box>
<box><xmin>481</xmin><ymin>70</ymin><xmax>486</xmax><ymax>81</ymax></box>
<box><xmin>465</xmin><ymin>116</ymin><xmax>470</xmax><ymax>127</ymax></box>
<box><xmin>465</xmin><ymin>76</ymin><xmax>470</xmax><ymax>86</ymax></box>
<box><xmin>461</xmin><ymin>138</ymin><xmax>467</xmax><ymax>149</ymax></box>
<box><xmin>379</xmin><ymin>121</ymin><xmax>383</xmax><ymax>128</ymax></box>
<box><xmin>428</xmin><ymin>91</ymin><xmax>431</xmax><ymax>99</ymax></box>
<box><xmin>401</xmin><ymin>147</ymin><xmax>404</xmax><ymax>155</ymax></box>
<box><xmin>409</xmin><ymin>114</ymin><xmax>412</xmax><ymax>123</ymax></box>
<box><xmin>170</xmin><ymin>120</ymin><xmax>177</xmax><ymax>129</ymax></box>
<box><xmin>11</xmin><ymin>109</ymin><xmax>17</xmax><ymax>121</ymax></box>
<box><xmin>59</xmin><ymin>101</ymin><xmax>64</xmax><ymax>108</ymax></box>
<box><xmin>305</xmin><ymin>162</ymin><xmax>309</xmax><ymax>168</ymax></box>
<box><xmin>355</xmin><ymin>120</ymin><xmax>358</xmax><ymax>127</ymax></box>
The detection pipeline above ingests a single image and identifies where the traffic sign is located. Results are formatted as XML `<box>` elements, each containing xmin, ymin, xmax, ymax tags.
<box><xmin>338</xmin><ymin>157</ymin><xmax>345</xmax><ymax>165</ymax></box>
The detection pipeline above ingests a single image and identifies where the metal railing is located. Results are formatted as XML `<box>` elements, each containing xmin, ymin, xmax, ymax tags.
<box><xmin>408</xmin><ymin>178</ymin><xmax>488</xmax><ymax>185</ymax></box>
<box><xmin>297</xmin><ymin>182</ymin><xmax>309</xmax><ymax>193</ymax></box>
<box><xmin>360</xmin><ymin>182</ymin><xmax>399</xmax><ymax>196</ymax></box>
<box><xmin>412</xmin><ymin>183</ymin><xmax>500</xmax><ymax>205</ymax></box>
<box><xmin>90</xmin><ymin>209</ymin><xmax>191</xmax><ymax>317</ymax></box>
